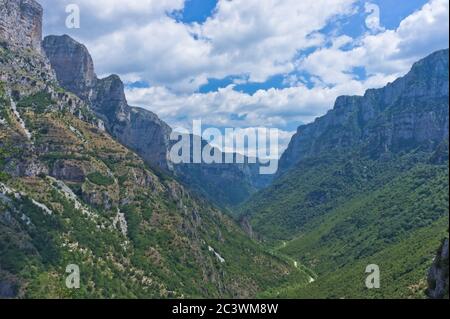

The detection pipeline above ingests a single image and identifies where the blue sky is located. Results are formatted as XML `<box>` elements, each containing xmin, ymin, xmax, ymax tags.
<box><xmin>173</xmin><ymin>0</ymin><xmax>218</xmax><ymax>24</ymax></box>
<box><xmin>40</xmin><ymin>0</ymin><xmax>449</xmax><ymax>152</ymax></box>
<box><xmin>180</xmin><ymin>0</ymin><xmax>432</xmax><ymax>96</ymax></box>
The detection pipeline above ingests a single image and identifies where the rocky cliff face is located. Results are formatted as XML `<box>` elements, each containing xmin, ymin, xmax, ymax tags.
<box><xmin>43</xmin><ymin>34</ymin><xmax>267</xmax><ymax>208</ymax></box>
<box><xmin>427</xmin><ymin>237</ymin><xmax>449</xmax><ymax>299</ymax></box>
<box><xmin>0</xmin><ymin>0</ymin><xmax>42</xmax><ymax>53</ymax></box>
<box><xmin>1</xmin><ymin>0</ymin><xmax>302</xmax><ymax>298</ymax></box>
<box><xmin>41</xmin><ymin>35</ymin><xmax>96</xmax><ymax>100</ymax></box>
<box><xmin>279</xmin><ymin>49</ymin><xmax>449</xmax><ymax>175</ymax></box>
<box><xmin>43</xmin><ymin>35</ymin><xmax>173</xmax><ymax>171</ymax></box>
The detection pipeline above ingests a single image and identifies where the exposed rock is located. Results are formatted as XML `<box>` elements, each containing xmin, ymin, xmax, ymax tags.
<box><xmin>279</xmin><ymin>49</ymin><xmax>450</xmax><ymax>175</ymax></box>
<box><xmin>427</xmin><ymin>238</ymin><xmax>449</xmax><ymax>299</ymax></box>
<box><xmin>10</xmin><ymin>98</ymin><xmax>32</xmax><ymax>139</ymax></box>
<box><xmin>42</xmin><ymin>34</ymin><xmax>268</xmax><ymax>207</ymax></box>
<box><xmin>42</xmin><ymin>35</ymin><xmax>96</xmax><ymax>100</ymax></box>
<box><xmin>240</xmin><ymin>216</ymin><xmax>255</xmax><ymax>240</ymax></box>
<box><xmin>0</xmin><ymin>0</ymin><xmax>43</xmax><ymax>53</ymax></box>
<box><xmin>22</xmin><ymin>159</ymin><xmax>47</xmax><ymax>177</ymax></box>
<box><xmin>43</xmin><ymin>35</ymin><xmax>173</xmax><ymax>171</ymax></box>
<box><xmin>113</xmin><ymin>208</ymin><xmax>128</xmax><ymax>236</ymax></box>
<box><xmin>208</xmin><ymin>246</ymin><xmax>226</xmax><ymax>263</ymax></box>
<box><xmin>31</xmin><ymin>198</ymin><xmax>52</xmax><ymax>215</ymax></box>
<box><xmin>51</xmin><ymin>160</ymin><xmax>85</xmax><ymax>182</ymax></box>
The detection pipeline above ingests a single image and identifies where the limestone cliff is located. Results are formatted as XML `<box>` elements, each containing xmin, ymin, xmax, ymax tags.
<box><xmin>1</xmin><ymin>0</ymin><xmax>301</xmax><ymax>298</ymax></box>
<box><xmin>279</xmin><ymin>49</ymin><xmax>449</xmax><ymax>175</ymax></box>
<box><xmin>0</xmin><ymin>0</ymin><xmax>42</xmax><ymax>53</ymax></box>
<box><xmin>42</xmin><ymin>34</ymin><xmax>266</xmax><ymax>208</ymax></box>
<box><xmin>42</xmin><ymin>35</ymin><xmax>173</xmax><ymax>171</ymax></box>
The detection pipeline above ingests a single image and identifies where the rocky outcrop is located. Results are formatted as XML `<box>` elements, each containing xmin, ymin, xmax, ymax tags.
<box><xmin>43</xmin><ymin>34</ymin><xmax>266</xmax><ymax>207</ymax></box>
<box><xmin>279</xmin><ymin>49</ymin><xmax>450</xmax><ymax>175</ymax></box>
<box><xmin>427</xmin><ymin>238</ymin><xmax>449</xmax><ymax>299</ymax></box>
<box><xmin>43</xmin><ymin>35</ymin><xmax>174</xmax><ymax>171</ymax></box>
<box><xmin>0</xmin><ymin>0</ymin><xmax>43</xmax><ymax>53</ymax></box>
<box><xmin>51</xmin><ymin>160</ymin><xmax>85</xmax><ymax>183</ymax></box>
<box><xmin>42</xmin><ymin>35</ymin><xmax>96</xmax><ymax>100</ymax></box>
<box><xmin>0</xmin><ymin>0</ymin><xmax>56</xmax><ymax>99</ymax></box>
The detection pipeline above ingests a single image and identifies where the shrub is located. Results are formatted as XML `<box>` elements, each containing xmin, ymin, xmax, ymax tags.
<box><xmin>87</xmin><ymin>172</ymin><xmax>115</xmax><ymax>186</ymax></box>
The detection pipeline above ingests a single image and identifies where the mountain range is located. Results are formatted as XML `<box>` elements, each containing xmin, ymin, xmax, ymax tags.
<box><xmin>1</xmin><ymin>0</ymin><xmax>448</xmax><ymax>299</ymax></box>
<box><xmin>0</xmin><ymin>0</ymin><xmax>308</xmax><ymax>298</ymax></box>
<box><xmin>240</xmin><ymin>48</ymin><xmax>449</xmax><ymax>298</ymax></box>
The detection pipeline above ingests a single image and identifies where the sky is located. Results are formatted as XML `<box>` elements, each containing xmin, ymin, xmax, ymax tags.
<box><xmin>39</xmin><ymin>0</ymin><xmax>449</xmax><ymax>155</ymax></box>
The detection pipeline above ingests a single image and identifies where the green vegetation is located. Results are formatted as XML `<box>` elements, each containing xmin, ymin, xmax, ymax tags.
<box><xmin>86</xmin><ymin>172</ymin><xmax>115</xmax><ymax>186</ymax></box>
<box><xmin>0</xmin><ymin>82</ymin><xmax>10</xmax><ymax>122</ymax></box>
<box><xmin>1</xmin><ymin>83</ymin><xmax>299</xmax><ymax>298</ymax></box>
<box><xmin>17</xmin><ymin>92</ymin><xmax>54</xmax><ymax>114</ymax></box>
<box><xmin>272</xmin><ymin>217</ymin><xmax>448</xmax><ymax>299</ymax></box>
<box><xmin>240</xmin><ymin>145</ymin><xmax>449</xmax><ymax>299</ymax></box>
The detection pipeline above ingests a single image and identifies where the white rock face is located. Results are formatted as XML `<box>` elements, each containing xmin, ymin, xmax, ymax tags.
<box><xmin>208</xmin><ymin>246</ymin><xmax>225</xmax><ymax>263</ymax></box>
<box><xmin>97</xmin><ymin>120</ymin><xmax>105</xmax><ymax>132</ymax></box>
<box><xmin>31</xmin><ymin>199</ymin><xmax>53</xmax><ymax>215</ymax></box>
<box><xmin>10</xmin><ymin>98</ymin><xmax>32</xmax><ymax>140</ymax></box>
<box><xmin>0</xmin><ymin>182</ymin><xmax>13</xmax><ymax>195</ymax></box>
<box><xmin>69</xmin><ymin>125</ymin><xmax>86</xmax><ymax>143</ymax></box>
<box><xmin>113</xmin><ymin>208</ymin><xmax>128</xmax><ymax>236</ymax></box>
<box><xmin>48</xmin><ymin>176</ymin><xmax>96</xmax><ymax>218</ymax></box>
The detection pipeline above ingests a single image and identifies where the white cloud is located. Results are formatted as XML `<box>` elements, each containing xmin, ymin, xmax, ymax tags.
<box><xmin>74</xmin><ymin>0</ymin><xmax>185</xmax><ymax>20</ymax></box>
<box><xmin>188</xmin><ymin>0</ymin><xmax>357</xmax><ymax>83</ymax></box>
<box><xmin>40</xmin><ymin>0</ymin><xmax>449</xmax><ymax>150</ymax></box>
<box><xmin>299</xmin><ymin>0</ymin><xmax>449</xmax><ymax>87</ymax></box>
<box><xmin>42</xmin><ymin>0</ymin><xmax>358</xmax><ymax>92</ymax></box>
<box><xmin>126</xmin><ymin>76</ymin><xmax>390</xmax><ymax>129</ymax></box>
<box><xmin>41</xmin><ymin>0</ymin><xmax>184</xmax><ymax>22</ymax></box>
<box><xmin>87</xmin><ymin>18</ymin><xmax>213</xmax><ymax>92</ymax></box>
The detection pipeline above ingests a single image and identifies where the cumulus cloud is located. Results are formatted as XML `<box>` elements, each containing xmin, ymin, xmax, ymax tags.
<box><xmin>42</xmin><ymin>0</ymin><xmax>358</xmax><ymax>91</ymax></box>
<box><xmin>299</xmin><ymin>0</ymin><xmax>449</xmax><ymax>87</ymax></box>
<box><xmin>125</xmin><ymin>76</ymin><xmax>391</xmax><ymax>130</ymax></box>
<box><xmin>39</xmin><ymin>0</ymin><xmax>449</xmax><ymax>153</ymax></box>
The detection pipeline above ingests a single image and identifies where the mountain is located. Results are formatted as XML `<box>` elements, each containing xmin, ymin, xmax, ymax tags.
<box><xmin>42</xmin><ymin>34</ymin><xmax>268</xmax><ymax>209</ymax></box>
<box><xmin>1</xmin><ymin>0</ymin><xmax>308</xmax><ymax>298</ymax></box>
<box><xmin>42</xmin><ymin>35</ymin><xmax>173</xmax><ymax>171</ymax></box>
<box><xmin>279</xmin><ymin>49</ymin><xmax>449</xmax><ymax>175</ymax></box>
<box><xmin>241</xmin><ymin>49</ymin><xmax>449</xmax><ymax>298</ymax></box>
